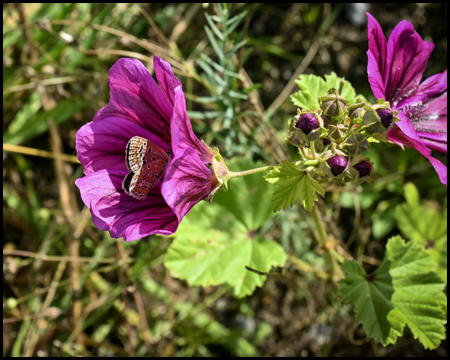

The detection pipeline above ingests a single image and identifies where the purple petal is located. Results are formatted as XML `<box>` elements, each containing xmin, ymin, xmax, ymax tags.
<box><xmin>410</xmin><ymin>92</ymin><xmax>447</xmax><ymax>153</ymax></box>
<box><xmin>154</xmin><ymin>56</ymin><xmax>182</xmax><ymax>108</ymax></box>
<box><xmin>385</xmin><ymin>20</ymin><xmax>435</xmax><ymax>106</ymax></box>
<box><xmin>76</xmin><ymin>169</ymin><xmax>179</xmax><ymax>241</ymax></box>
<box><xmin>399</xmin><ymin>70</ymin><xmax>447</xmax><ymax>108</ymax></box>
<box><xmin>387</xmin><ymin>112</ymin><xmax>447</xmax><ymax>186</ymax></box>
<box><xmin>428</xmin><ymin>157</ymin><xmax>447</xmax><ymax>186</ymax></box>
<box><xmin>76</xmin><ymin>117</ymin><xmax>169</xmax><ymax>175</ymax></box>
<box><xmin>161</xmin><ymin>147</ymin><xmax>218</xmax><ymax>222</ymax></box>
<box><xmin>367</xmin><ymin>50</ymin><xmax>387</xmax><ymax>99</ymax></box>
<box><xmin>94</xmin><ymin>58</ymin><xmax>173</xmax><ymax>138</ymax></box>
<box><xmin>171</xmin><ymin>86</ymin><xmax>212</xmax><ymax>163</ymax></box>
<box><xmin>367</xmin><ymin>13</ymin><xmax>388</xmax><ymax>82</ymax></box>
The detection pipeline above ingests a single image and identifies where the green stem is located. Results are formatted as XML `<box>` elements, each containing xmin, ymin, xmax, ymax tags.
<box><xmin>310</xmin><ymin>141</ymin><xmax>317</xmax><ymax>159</ymax></box>
<box><xmin>294</xmin><ymin>159</ymin><xmax>320</xmax><ymax>167</ymax></box>
<box><xmin>311</xmin><ymin>205</ymin><xmax>335</xmax><ymax>280</ymax></box>
<box><xmin>228</xmin><ymin>159</ymin><xmax>320</xmax><ymax>179</ymax></box>
<box><xmin>228</xmin><ymin>165</ymin><xmax>275</xmax><ymax>178</ymax></box>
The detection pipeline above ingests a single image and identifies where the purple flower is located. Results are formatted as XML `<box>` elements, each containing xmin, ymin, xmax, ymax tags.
<box><xmin>353</xmin><ymin>161</ymin><xmax>372</xmax><ymax>177</ymax></box>
<box><xmin>296</xmin><ymin>113</ymin><xmax>319</xmax><ymax>134</ymax></box>
<box><xmin>376</xmin><ymin>108</ymin><xmax>394</xmax><ymax>129</ymax></box>
<box><xmin>366</xmin><ymin>13</ymin><xmax>447</xmax><ymax>186</ymax></box>
<box><xmin>327</xmin><ymin>156</ymin><xmax>348</xmax><ymax>176</ymax></box>
<box><xmin>75</xmin><ymin>57</ymin><xmax>220</xmax><ymax>241</ymax></box>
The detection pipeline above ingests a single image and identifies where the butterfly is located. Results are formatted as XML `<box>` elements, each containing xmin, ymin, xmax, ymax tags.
<box><xmin>122</xmin><ymin>136</ymin><xmax>172</xmax><ymax>199</ymax></box>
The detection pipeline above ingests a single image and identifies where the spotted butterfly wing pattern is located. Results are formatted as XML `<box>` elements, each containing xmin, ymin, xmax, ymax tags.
<box><xmin>122</xmin><ymin>136</ymin><xmax>171</xmax><ymax>199</ymax></box>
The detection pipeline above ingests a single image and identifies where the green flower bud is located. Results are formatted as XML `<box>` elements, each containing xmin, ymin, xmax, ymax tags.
<box><xmin>343</xmin><ymin>132</ymin><xmax>369</xmax><ymax>155</ymax></box>
<box><xmin>319</xmin><ymin>88</ymin><xmax>349</xmax><ymax>121</ymax></box>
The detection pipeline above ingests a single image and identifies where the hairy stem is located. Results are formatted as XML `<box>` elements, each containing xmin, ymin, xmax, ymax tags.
<box><xmin>310</xmin><ymin>141</ymin><xmax>317</xmax><ymax>159</ymax></box>
<box><xmin>228</xmin><ymin>159</ymin><xmax>320</xmax><ymax>179</ymax></box>
<box><xmin>311</xmin><ymin>204</ymin><xmax>335</xmax><ymax>280</ymax></box>
<box><xmin>228</xmin><ymin>165</ymin><xmax>275</xmax><ymax>178</ymax></box>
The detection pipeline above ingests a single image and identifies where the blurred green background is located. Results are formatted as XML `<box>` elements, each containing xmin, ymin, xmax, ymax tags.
<box><xmin>3</xmin><ymin>3</ymin><xmax>447</xmax><ymax>357</ymax></box>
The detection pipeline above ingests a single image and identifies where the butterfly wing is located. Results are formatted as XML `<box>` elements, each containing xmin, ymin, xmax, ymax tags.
<box><xmin>125</xmin><ymin>136</ymin><xmax>148</xmax><ymax>173</ymax></box>
<box><xmin>123</xmin><ymin>137</ymin><xmax>171</xmax><ymax>199</ymax></box>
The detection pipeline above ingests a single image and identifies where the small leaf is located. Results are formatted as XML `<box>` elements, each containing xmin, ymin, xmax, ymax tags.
<box><xmin>204</xmin><ymin>13</ymin><xmax>224</xmax><ymax>41</ymax></box>
<box><xmin>225</xmin><ymin>10</ymin><xmax>248</xmax><ymax>35</ymax></box>
<box><xmin>324</xmin><ymin>72</ymin><xmax>357</xmax><ymax>104</ymax></box>
<box><xmin>395</xmin><ymin>182</ymin><xmax>447</xmax><ymax>282</ymax></box>
<box><xmin>264</xmin><ymin>162</ymin><xmax>324</xmax><ymax>212</ymax></box>
<box><xmin>290</xmin><ymin>72</ymin><xmax>358</xmax><ymax>110</ymax></box>
<box><xmin>291</xmin><ymin>74</ymin><xmax>327</xmax><ymax>110</ymax></box>
<box><xmin>186</xmin><ymin>110</ymin><xmax>224</xmax><ymax>120</ymax></box>
<box><xmin>338</xmin><ymin>236</ymin><xmax>446</xmax><ymax>349</ymax></box>
<box><xmin>204</xmin><ymin>26</ymin><xmax>223</xmax><ymax>61</ymax></box>
<box><xmin>228</xmin><ymin>90</ymin><xmax>248</xmax><ymax>100</ymax></box>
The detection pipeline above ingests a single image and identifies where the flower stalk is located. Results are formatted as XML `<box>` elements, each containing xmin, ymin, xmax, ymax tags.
<box><xmin>311</xmin><ymin>204</ymin><xmax>335</xmax><ymax>280</ymax></box>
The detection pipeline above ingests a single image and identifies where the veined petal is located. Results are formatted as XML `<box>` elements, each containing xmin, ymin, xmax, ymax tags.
<box><xmin>76</xmin><ymin>169</ymin><xmax>178</xmax><ymax>241</ymax></box>
<box><xmin>385</xmin><ymin>20</ymin><xmax>435</xmax><ymax>105</ymax></box>
<box><xmin>399</xmin><ymin>70</ymin><xmax>447</xmax><ymax>108</ymax></box>
<box><xmin>428</xmin><ymin>156</ymin><xmax>447</xmax><ymax>186</ymax></box>
<box><xmin>412</xmin><ymin>92</ymin><xmax>447</xmax><ymax>153</ymax></box>
<box><xmin>76</xmin><ymin>117</ymin><xmax>169</xmax><ymax>175</ymax></box>
<box><xmin>161</xmin><ymin>147</ymin><xmax>218</xmax><ymax>222</ymax></box>
<box><xmin>171</xmin><ymin>86</ymin><xmax>212</xmax><ymax>163</ymax></box>
<box><xmin>366</xmin><ymin>13</ymin><xmax>388</xmax><ymax>82</ymax></box>
<box><xmin>154</xmin><ymin>56</ymin><xmax>182</xmax><ymax>108</ymax></box>
<box><xmin>420</xmin><ymin>138</ymin><xmax>447</xmax><ymax>154</ymax></box>
<box><xmin>387</xmin><ymin>112</ymin><xmax>447</xmax><ymax>186</ymax></box>
<box><xmin>94</xmin><ymin>58</ymin><xmax>173</xmax><ymax>137</ymax></box>
<box><xmin>367</xmin><ymin>50</ymin><xmax>387</xmax><ymax>100</ymax></box>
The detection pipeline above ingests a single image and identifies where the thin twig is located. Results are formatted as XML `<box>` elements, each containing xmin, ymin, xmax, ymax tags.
<box><xmin>116</xmin><ymin>239</ymin><xmax>135</xmax><ymax>356</ymax></box>
<box><xmin>3</xmin><ymin>249</ymin><xmax>131</xmax><ymax>264</ymax></box>
<box><xmin>266</xmin><ymin>40</ymin><xmax>321</xmax><ymax>117</ymax></box>
<box><xmin>3</xmin><ymin>143</ymin><xmax>80</xmax><ymax>163</ymax></box>
<box><xmin>23</xmin><ymin>261</ymin><xmax>67</xmax><ymax>356</ymax></box>
<box><xmin>245</xmin><ymin>265</ymin><xmax>282</xmax><ymax>277</ymax></box>
<box><xmin>170</xmin><ymin>4</ymin><xmax>201</xmax><ymax>42</ymax></box>
<box><xmin>138</xmin><ymin>5</ymin><xmax>171</xmax><ymax>46</ymax></box>
<box><xmin>346</xmin><ymin>192</ymin><xmax>361</xmax><ymax>249</ymax></box>
<box><xmin>3</xmin><ymin>76</ymin><xmax>79</xmax><ymax>94</ymax></box>
<box><xmin>115</xmin><ymin>239</ymin><xmax>152</xmax><ymax>349</ymax></box>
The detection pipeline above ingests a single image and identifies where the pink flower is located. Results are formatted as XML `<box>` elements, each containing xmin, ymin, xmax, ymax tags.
<box><xmin>75</xmin><ymin>57</ymin><xmax>220</xmax><ymax>241</ymax></box>
<box><xmin>366</xmin><ymin>13</ymin><xmax>447</xmax><ymax>186</ymax></box>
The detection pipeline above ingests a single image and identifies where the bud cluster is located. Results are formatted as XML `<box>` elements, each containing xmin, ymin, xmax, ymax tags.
<box><xmin>287</xmin><ymin>87</ymin><xmax>399</xmax><ymax>185</ymax></box>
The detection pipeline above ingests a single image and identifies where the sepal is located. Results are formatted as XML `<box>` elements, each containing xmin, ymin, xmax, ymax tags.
<box><xmin>286</xmin><ymin>109</ymin><xmax>327</xmax><ymax>147</ymax></box>
<box><xmin>319</xmin><ymin>88</ymin><xmax>349</xmax><ymax>122</ymax></box>
<box><xmin>349</xmin><ymin>155</ymin><xmax>374</xmax><ymax>184</ymax></box>
<box><xmin>202</xmin><ymin>141</ymin><xmax>230</xmax><ymax>202</ymax></box>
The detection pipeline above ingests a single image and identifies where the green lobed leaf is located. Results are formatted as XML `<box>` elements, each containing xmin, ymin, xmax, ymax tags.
<box><xmin>290</xmin><ymin>72</ymin><xmax>358</xmax><ymax>111</ymax></box>
<box><xmin>165</xmin><ymin>203</ymin><xmax>286</xmax><ymax>298</ymax></box>
<box><xmin>324</xmin><ymin>72</ymin><xmax>356</xmax><ymax>104</ymax></box>
<box><xmin>264</xmin><ymin>161</ymin><xmax>324</xmax><ymax>212</ymax></box>
<box><xmin>338</xmin><ymin>236</ymin><xmax>447</xmax><ymax>349</ymax></box>
<box><xmin>394</xmin><ymin>182</ymin><xmax>447</xmax><ymax>282</ymax></box>
<box><xmin>291</xmin><ymin>74</ymin><xmax>328</xmax><ymax>110</ymax></box>
<box><xmin>165</xmin><ymin>158</ymin><xmax>286</xmax><ymax>297</ymax></box>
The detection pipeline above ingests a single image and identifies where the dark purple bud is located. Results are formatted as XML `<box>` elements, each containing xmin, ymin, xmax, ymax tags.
<box><xmin>327</xmin><ymin>156</ymin><xmax>348</xmax><ymax>176</ymax></box>
<box><xmin>353</xmin><ymin>161</ymin><xmax>372</xmax><ymax>177</ymax></box>
<box><xmin>376</xmin><ymin>108</ymin><xmax>394</xmax><ymax>128</ymax></box>
<box><xmin>296</xmin><ymin>113</ymin><xmax>319</xmax><ymax>134</ymax></box>
<box><xmin>322</xmin><ymin>138</ymin><xmax>332</xmax><ymax>146</ymax></box>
